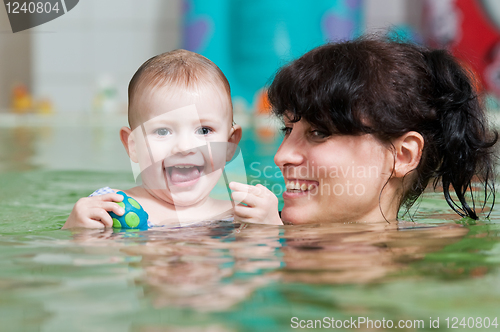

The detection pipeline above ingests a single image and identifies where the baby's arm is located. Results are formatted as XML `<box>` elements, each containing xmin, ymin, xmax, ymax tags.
<box><xmin>62</xmin><ymin>193</ymin><xmax>125</xmax><ymax>229</ymax></box>
<box><xmin>229</xmin><ymin>182</ymin><xmax>283</xmax><ymax>225</ymax></box>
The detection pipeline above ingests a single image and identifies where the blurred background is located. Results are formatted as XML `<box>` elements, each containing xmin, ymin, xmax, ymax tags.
<box><xmin>1</xmin><ymin>0</ymin><xmax>500</xmax><ymax>174</ymax></box>
<box><xmin>4</xmin><ymin>3</ymin><xmax>500</xmax><ymax>331</ymax></box>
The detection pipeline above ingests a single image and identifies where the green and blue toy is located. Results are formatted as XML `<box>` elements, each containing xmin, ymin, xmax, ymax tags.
<box><xmin>110</xmin><ymin>191</ymin><xmax>149</xmax><ymax>230</ymax></box>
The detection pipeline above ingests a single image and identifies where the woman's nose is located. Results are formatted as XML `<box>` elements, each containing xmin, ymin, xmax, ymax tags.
<box><xmin>274</xmin><ymin>133</ymin><xmax>306</xmax><ymax>168</ymax></box>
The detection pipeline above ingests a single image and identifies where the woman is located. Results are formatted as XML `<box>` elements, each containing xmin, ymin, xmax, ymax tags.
<box><xmin>230</xmin><ymin>36</ymin><xmax>498</xmax><ymax>225</ymax></box>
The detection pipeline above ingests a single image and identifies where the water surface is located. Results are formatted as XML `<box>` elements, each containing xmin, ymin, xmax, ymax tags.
<box><xmin>1</xmin><ymin>118</ymin><xmax>500</xmax><ymax>331</ymax></box>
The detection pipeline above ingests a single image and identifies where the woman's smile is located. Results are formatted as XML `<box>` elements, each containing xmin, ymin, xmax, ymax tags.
<box><xmin>283</xmin><ymin>179</ymin><xmax>318</xmax><ymax>199</ymax></box>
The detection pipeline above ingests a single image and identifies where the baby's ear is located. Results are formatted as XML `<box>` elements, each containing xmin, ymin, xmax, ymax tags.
<box><xmin>120</xmin><ymin>126</ymin><xmax>138</xmax><ymax>163</ymax></box>
<box><xmin>226</xmin><ymin>124</ymin><xmax>242</xmax><ymax>161</ymax></box>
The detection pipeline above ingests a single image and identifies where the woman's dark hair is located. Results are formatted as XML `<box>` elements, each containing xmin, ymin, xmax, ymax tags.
<box><xmin>268</xmin><ymin>36</ymin><xmax>498</xmax><ymax>220</ymax></box>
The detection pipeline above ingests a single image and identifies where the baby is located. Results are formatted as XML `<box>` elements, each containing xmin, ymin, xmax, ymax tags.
<box><xmin>63</xmin><ymin>50</ymin><xmax>242</xmax><ymax>229</ymax></box>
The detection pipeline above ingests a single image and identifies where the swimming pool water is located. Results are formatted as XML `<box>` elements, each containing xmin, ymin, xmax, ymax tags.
<box><xmin>1</xmin><ymin>118</ymin><xmax>500</xmax><ymax>331</ymax></box>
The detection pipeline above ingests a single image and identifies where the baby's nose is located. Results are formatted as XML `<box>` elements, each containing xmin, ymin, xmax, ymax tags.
<box><xmin>171</xmin><ymin>134</ymin><xmax>201</xmax><ymax>155</ymax></box>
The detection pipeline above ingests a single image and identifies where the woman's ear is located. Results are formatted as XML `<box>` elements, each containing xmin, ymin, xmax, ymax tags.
<box><xmin>120</xmin><ymin>126</ymin><xmax>138</xmax><ymax>163</ymax></box>
<box><xmin>226</xmin><ymin>124</ymin><xmax>242</xmax><ymax>161</ymax></box>
<box><xmin>392</xmin><ymin>131</ymin><xmax>424</xmax><ymax>178</ymax></box>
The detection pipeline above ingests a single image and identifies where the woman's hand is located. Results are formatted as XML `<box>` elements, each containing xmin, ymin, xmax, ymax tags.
<box><xmin>229</xmin><ymin>182</ymin><xmax>283</xmax><ymax>225</ymax></box>
<box><xmin>62</xmin><ymin>193</ymin><xmax>125</xmax><ymax>229</ymax></box>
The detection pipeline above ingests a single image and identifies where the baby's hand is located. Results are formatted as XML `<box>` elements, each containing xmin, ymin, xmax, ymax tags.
<box><xmin>62</xmin><ymin>193</ymin><xmax>125</xmax><ymax>229</ymax></box>
<box><xmin>229</xmin><ymin>182</ymin><xmax>283</xmax><ymax>225</ymax></box>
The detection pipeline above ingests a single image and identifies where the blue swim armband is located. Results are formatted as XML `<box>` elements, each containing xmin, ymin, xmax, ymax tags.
<box><xmin>109</xmin><ymin>191</ymin><xmax>149</xmax><ymax>230</ymax></box>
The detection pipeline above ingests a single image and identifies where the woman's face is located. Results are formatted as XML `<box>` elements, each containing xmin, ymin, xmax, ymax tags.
<box><xmin>274</xmin><ymin>118</ymin><xmax>396</xmax><ymax>224</ymax></box>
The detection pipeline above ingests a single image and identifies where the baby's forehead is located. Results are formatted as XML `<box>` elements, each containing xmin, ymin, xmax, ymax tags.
<box><xmin>130</xmin><ymin>83</ymin><xmax>232</xmax><ymax>128</ymax></box>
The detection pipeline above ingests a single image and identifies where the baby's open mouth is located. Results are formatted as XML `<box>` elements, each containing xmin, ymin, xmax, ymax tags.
<box><xmin>166</xmin><ymin>165</ymin><xmax>204</xmax><ymax>186</ymax></box>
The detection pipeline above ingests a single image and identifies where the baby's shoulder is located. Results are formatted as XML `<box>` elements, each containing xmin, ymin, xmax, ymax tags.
<box><xmin>210</xmin><ymin>197</ymin><xmax>234</xmax><ymax>209</ymax></box>
<box><xmin>88</xmin><ymin>187</ymin><xmax>117</xmax><ymax>197</ymax></box>
<box><xmin>207</xmin><ymin>198</ymin><xmax>234</xmax><ymax>221</ymax></box>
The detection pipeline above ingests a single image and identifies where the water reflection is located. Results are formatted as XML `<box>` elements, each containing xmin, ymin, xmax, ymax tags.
<box><xmin>69</xmin><ymin>220</ymin><xmax>468</xmax><ymax>312</ymax></box>
<box><xmin>279</xmin><ymin>222</ymin><xmax>467</xmax><ymax>284</ymax></box>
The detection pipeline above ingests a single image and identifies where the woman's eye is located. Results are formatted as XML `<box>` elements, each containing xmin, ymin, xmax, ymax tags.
<box><xmin>311</xmin><ymin>130</ymin><xmax>329</xmax><ymax>139</ymax></box>
<box><xmin>280</xmin><ymin>126</ymin><xmax>292</xmax><ymax>136</ymax></box>
<box><xmin>196</xmin><ymin>127</ymin><xmax>213</xmax><ymax>135</ymax></box>
<box><xmin>155</xmin><ymin>128</ymin><xmax>171</xmax><ymax>136</ymax></box>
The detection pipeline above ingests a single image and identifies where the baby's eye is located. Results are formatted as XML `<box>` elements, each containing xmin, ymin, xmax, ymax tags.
<box><xmin>196</xmin><ymin>127</ymin><xmax>213</xmax><ymax>136</ymax></box>
<box><xmin>155</xmin><ymin>128</ymin><xmax>171</xmax><ymax>136</ymax></box>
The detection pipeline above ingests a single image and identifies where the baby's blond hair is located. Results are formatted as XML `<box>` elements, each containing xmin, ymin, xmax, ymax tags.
<box><xmin>128</xmin><ymin>49</ymin><xmax>232</xmax><ymax>128</ymax></box>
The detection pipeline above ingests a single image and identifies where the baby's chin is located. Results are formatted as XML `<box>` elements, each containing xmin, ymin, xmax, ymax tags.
<box><xmin>168</xmin><ymin>192</ymin><xmax>210</xmax><ymax>207</ymax></box>
<box><xmin>168</xmin><ymin>181</ymin><xmax>214</xmax><ymax>202</ymax></box>
<box><xmin>144</xmin><ymin>187</ymin><xmax>204</xmax><ymax>207</ymax></box>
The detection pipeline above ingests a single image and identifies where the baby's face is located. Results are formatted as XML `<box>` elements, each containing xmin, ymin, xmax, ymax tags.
<box><xmin>129</xmin><ymin>84</ymin><xmax>234</xmax><ymax>207</ymax></box>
